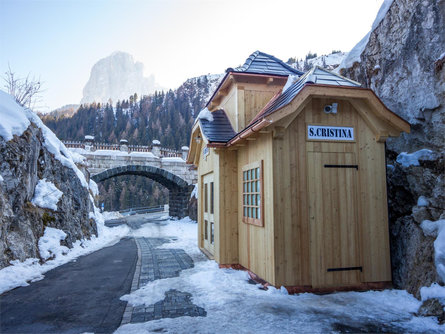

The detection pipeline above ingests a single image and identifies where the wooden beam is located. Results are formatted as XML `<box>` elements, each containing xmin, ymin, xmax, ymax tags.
<box><xmin>273</xmin><ymin>126</ymin><xmax>285</xmax><ymax>139</ymax></box>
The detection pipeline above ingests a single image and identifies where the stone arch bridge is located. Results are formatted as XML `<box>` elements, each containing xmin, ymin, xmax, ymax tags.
<box><xmin>65</xmin><ymin>139</ymin><xmax>197</xmax><ymax>218</ymax></box>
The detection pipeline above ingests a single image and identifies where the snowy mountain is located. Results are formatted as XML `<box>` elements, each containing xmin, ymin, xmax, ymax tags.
<box><xmin>81</xmin><ymin>51</ymin><xmax>163</xmax><ymax>105</ymax></box>
<box><xmin>290</xmin><ymin>52</ymin><xmax>348</xmax><ymax>71</ymax></box>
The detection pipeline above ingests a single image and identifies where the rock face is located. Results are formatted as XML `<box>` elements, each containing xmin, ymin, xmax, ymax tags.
<box><xmin>0</xmin><ymin>124</ymin><xmax>97</xmax><ymax>268</ymax></box>
<box><xmin>340</xmin><ymin>0</ymin><xmax>445</xmax><ymax>297</ymax></box>
<box><xmin>81</xmin><ymin>51</ymin><xmax>163</xmax><ymax>105</ymax></box>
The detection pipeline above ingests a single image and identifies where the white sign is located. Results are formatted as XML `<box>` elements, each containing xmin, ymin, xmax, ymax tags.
<box><xmin>307</xmin><ymin>125</ymin><xmax>354</xmax><ymax>141</ymax></box>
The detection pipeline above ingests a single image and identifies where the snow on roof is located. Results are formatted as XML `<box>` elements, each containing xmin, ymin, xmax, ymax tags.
<box><xmin>84</xmin><ymin>135</ymin><xmax>94</xmax><ymax>140</ymax></box>
<box><xmin>197</xmin><ymin>108</ymin><xmax>214</xmax><ymax>122</ymax></box>
<box><xmin>129</xmin><ymin>151</ymin><xmax>157</xmax><ymax>158</ymax></box>
<box><xmin>181</xmin><ymin>146</ymin><xmax>189</xmax><ymax>151</ymax></box>
<box><xmin>336</xmin><ymin>0</ymin><xmax>394</xmax><ymax>72</ymax></box>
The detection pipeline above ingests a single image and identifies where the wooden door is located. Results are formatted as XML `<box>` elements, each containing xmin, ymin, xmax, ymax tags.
<box><xmin>203</xmin><ymin>173</ymin><xmax>215</xmax><ymax>255</ymax></box>
<box><xmin>308</xmin><ymin>152</ymin><xmax>362</xmax><ymax>287</ymax></box>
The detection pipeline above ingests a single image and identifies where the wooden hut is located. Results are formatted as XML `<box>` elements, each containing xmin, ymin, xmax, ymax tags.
<box><xmin>187</xmin><ymin>51</ymin><xmax>410</xmax><ymax>291</ymax></box>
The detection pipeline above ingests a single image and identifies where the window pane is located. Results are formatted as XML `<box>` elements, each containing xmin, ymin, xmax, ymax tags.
<box><xmin>258</xmin><ymin>208</ymin><xmax>261</xmax><ymax>219</ymax></box>
<box><xmin>204</xmin><ymin>183</ymin><xmax>208</xmax><ymax>213</ymax></box>
<box><xmin>256</xmin><ymin>167</ymin><xmax>260</xmax><ymax>179</ymax></box>
<box><xmin>243</xmin><ymin>182</ymin><xmax>246</xmax><ymax>193</ymax></box>
<box><xmin>248</xmin><ymin>169</ymin><xmax>252</xmax><ymax>180</ymax></box>
<box><xmin>211</xmin><ymin>223</ymin><xmax>214</xmax><ymax>244</ymax></box>
<box><xmin>210</xmin><ymin>182</ymin><xmax>214</xmax><ymax>214</ymax></box>
<box><xmin>257</xmin><ymin>194</ymin><xmax>260</xmax><ymax>206</ymax></box>
<box><xmin>253</xmin><ymin>194</ymin><xmax>257</xmax><ymax>206</ymax></box>
<box><xmin>257</xmin><ymin>181</ymin><xmax>260</xmax><ymax>192</ymax></box>
<box><xmin>243</xmin><ymin>171</ymin><xmax>247</xmax><ymax>181</ymax></box>
<box><xmin>205</xmin><ymin>220</ymin><xmax>208</xmax><ymax>240</ymax></box>
<box><xmin>255</xmin><ymin>208</ymin><xmax>259</xmax><ymax>219</ymax></box>
<box><xmin>244</xmin><ymin>207</ymin><xmax>247</xmax><ymax>217</ymax></box>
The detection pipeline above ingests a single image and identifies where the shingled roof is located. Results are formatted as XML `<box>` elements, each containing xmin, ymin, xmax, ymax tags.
<box><xmin>199</xmin><ymin>109</ymin><xmax>236</xmax><ymax>143</ymax></box>
<box><xmin>250</xmin><ymin>66</ymin><xmax>361</xmax><ymax>123</ymax></box>
<box><xmin>228</xmin><ymin>51</ymin><xmax>303</xmax><ymax>77</ymax></box>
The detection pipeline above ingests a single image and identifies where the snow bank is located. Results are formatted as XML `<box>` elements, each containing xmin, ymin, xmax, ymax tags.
<box><xmin>421</xmin><ymin>283</ymin><xmax>445</xmax><ymax>302</ymax></box>
<box><xmin>197</xmin><ymin>107</ymin><xmax>213</xmax><ymax>122</ymax></box>
<box><xmin>117</xmin><ymin>217</ymin><xmax>442</xmax><ymax>334</ymax></box>
<box><xmin>0</xmin><ymin>209</ymin><xmax>130</xmax><ymax>294</ymax></box>
<box><xmin>102</xmin><ymin>211</ymin><xmax>124</xmax><ymax>220</ymax></box>
<box><xmin>129</xmin><ymin>151</ymin><xmax>156</xmax><ymax>158</ymax></box>
<box><xmin>38</xmin><ymin>227</ymin><xmax>69</xmax><ymax>260</ymax></box>
<box><xmin>396</xmin><ymin>149</ymin><xmax>435</xmax><ymax>167</ymax></box>
<box><xmin>421</xmin><ymin>219</ymin><xmax>445</xmax><ymax>282</ymax></box>
<box><xmin>336</xmin><ymin>0</ymin><xmax>394</xmax><ymax>72</ymax></box>
<box><xmin>0</xmin><ymin>90</ymin><xmax>31</xmax><ymax>141</ymax></box>
<box><xmin>70</xmin><ymin>151</ymin><xmax>86</xmax><ymax>164</ymax></box>
<box><xmin>31</xmin><ymin>179</ymin><xmax>63</xmax><ymax>211</ymax></box>
<box><xmin>161</xmin><ymin>157</ymin><xmax>185</xmax><ymax>163</ymax></box>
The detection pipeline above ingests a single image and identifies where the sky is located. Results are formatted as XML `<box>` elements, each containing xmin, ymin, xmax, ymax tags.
<box><xmin>0</xmin><ymin>0</ymin><xmax>384</xmax><ymax>112</ymax></box>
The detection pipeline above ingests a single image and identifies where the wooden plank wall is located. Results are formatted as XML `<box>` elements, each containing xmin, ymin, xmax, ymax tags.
<box><xmin>217</xmin><ymin>150</ymin><xmax>239</xmax><ymax>264</ymax></box>
<box><xmin>272</xmin><ymin>98</ymin><xmax>391</xmax><ymax>287</ymax></box>
<box><xmin>237</xmin><ymin>134</ymin><xmax>276</xmax><ymax>285</ymax></box>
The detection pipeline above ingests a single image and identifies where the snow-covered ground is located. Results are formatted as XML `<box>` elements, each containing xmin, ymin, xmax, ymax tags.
<box><xmin>0</xmin><ymin>210</ymin><xmax>129</xmax><ymax>294</ymax></box>
<box><xmin>116</xmin><ymin>218</ymin><xmax>445</xmax><ymax>334</ymax></box>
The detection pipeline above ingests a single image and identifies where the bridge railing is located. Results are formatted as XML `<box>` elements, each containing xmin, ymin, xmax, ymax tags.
<box><xmin>63</xmin><ymin>141</ymin><xmax>183</xmax><ymax>158</ymax></box>
<box><xmin>119</xmin><ymin>205</ymin><xmax>166</xmax><ymax>216</ymax></box>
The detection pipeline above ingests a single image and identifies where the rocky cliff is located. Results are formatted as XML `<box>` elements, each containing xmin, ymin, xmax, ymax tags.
<box><xmin>0</xmin><ymin>91</ymin><xmax>97</xmax><ymax>268</ymax></box>
<box><xmin>340</xmin><ymin>0</ymin><xmax>445</xmax><ymax>302</ymax></box>
<box><xmin>81</xmin><ymin>51</ymin><xmax>163</xmax><ymax>105</ymax></box>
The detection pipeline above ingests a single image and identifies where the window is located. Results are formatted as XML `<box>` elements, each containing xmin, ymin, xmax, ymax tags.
<box><xmin>211</xmin><ymin>223</ymin><xmax>214</xmax><ymax>244</ymax></box>
<box><xmin>242</xmin><ymin>160</ymin><xmax>263</xmax><ymax>226</ymax></box>
<box><xmin>204</xmin><ymin>183</ymin><xmax>208</xmax><ymax>213</ymax></box>
<box><xmin>205</xmin><ymin>220</ymin><xmax>208</xmax><ymax>240</ymax></box>
<box><xmin>210</xmin><ymin>182</ymin><xmax>214</xmax><ymax>214</ymax></box>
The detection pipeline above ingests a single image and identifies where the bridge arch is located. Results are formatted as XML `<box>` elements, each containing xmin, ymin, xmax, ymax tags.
<box><xmin>91</xmin><ymin>165</ymin><xmax>193</xmax><ymax>218</ymax></box>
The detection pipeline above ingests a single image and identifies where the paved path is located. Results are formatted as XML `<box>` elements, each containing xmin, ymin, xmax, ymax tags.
<box><xmin>0</xmin><ymin>213</ymin><xmax>204</xmax><ymax>333</ymax></box>
<box><xmin>0</xmin><ymin>237</ymin><xmax>137</xmax><ymax>334</ymax></box>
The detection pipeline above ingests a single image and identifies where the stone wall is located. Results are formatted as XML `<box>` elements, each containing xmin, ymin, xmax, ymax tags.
<box><xmin>0</xmin><ymin>124</ymin><xmax>97</xmax><ymax>268</ymax></box>
<box><xmin>341</xmin><ymin>0</ymin><xmax>445</xmax><ymax>297</ymax></box>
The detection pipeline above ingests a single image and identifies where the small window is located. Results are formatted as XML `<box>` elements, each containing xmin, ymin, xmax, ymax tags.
<box><xmin>204</xmin><ymin>183</ymin><xmax>208</xmax><ymax>213</ymax></box>
<box><xmin>205</xmin><ymin>220</ymin><xmax>208</xmax><ymax>240</ymax></box>
<box><xmin>210</xmin><ymin>182</ymin><xmax>214</xmax><ymax>214</ymax></box>
<box><xmin>242</xmin><ymin>160</ymin><xmax>263</xmax><ymax>227</ymax></box>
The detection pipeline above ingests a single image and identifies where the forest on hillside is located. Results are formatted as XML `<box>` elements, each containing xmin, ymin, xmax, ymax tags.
<box><xmin>41</xmin><ymin>75</ymin><xmax>218</xmax><ymax>211</ymax></box>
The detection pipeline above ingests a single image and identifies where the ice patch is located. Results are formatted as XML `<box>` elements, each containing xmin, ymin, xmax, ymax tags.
<box><xmin>31</xmin><ymin>179</ymin><xmax>63</xmax><ymax>210</ymax></box>
<box><xmin>38</xmin><ymin>227</ymin><xmax>69</xmax><ymax>260</ymax></box>
<box><xmin>396</xmin><ymin>149</ymin><xmax>435</xmax><ymax>167</ymax></box>
<box><xmin>421</xmin><ymin>219</ymin><xmax>445</xmax><ymax>282</ymax></box>
<box><xmin>417</xmin><ymin>196</ymin><xmax>430</xmax><ymax>207</ymax></box>
<box><xmin>197</xmin><ymin>107</ymin><xmax>213</xmax><ymax>122</ymax></box>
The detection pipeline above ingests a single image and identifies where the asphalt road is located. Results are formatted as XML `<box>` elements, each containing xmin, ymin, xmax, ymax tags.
<box><xmin>0</xmin><ymin>237</ymin><xmax>137</xmax><ymax>334</ymax></box>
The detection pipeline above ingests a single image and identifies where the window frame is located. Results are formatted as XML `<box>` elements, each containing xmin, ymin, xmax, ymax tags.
<box><xmin>242</xmin><ymin>160</ymin><xmax>264</xmax><ymax>227</ymax></box>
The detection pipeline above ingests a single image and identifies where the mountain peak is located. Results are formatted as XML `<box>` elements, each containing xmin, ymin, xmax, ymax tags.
<box><xmin>81</xmin><ymin>51</ymin><xmax>163</xmax><ymax>105</ymax></box>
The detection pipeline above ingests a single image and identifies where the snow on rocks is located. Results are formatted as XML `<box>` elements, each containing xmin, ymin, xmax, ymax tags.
<box><xmin>421</xmin><ymin>219</ymin><xmax>445</xmax><ymax>283</ymax></box>
<box><xmin>336</xmin><ymin>0</ymin><xmax>394</xmax><ymax>72</ymax></box>
<box><xmin>0</xmin><ymin>210</ymin><xmax>130</xmax><ymax>294</ymax></box>
<box><xmin>31</xmin><ymin>179</ymin><xmax>63</xmax><ymax>211</ymax></box>
<box><xmin>417</xmin><ymin>196</ymin><xmax>430</xmax><ymax>207</ymax></box>
<box><xmin>38</xmin><ymin>227</ymin><xmax>69</xmax><ymax>260</ymax></box>
<box><xmin>396</xmin><ymin>149</ymin><xmax>436</xmax><ymax>167</ymax></box>
<box><xmin>0</xmin><ymin>90</ymin><xmax>31</xmax><ymax>141</ymax></box>
<box><xmin>89</xmin><ymin>179</ymin><xmax>99</xmax><ymax>197</ymax></box>
<box><xmin>0</xmin><ymin>174</ymin><xmax>3</xmax><ymax>182</ymax></box>
<box><xmin>190</xmin><ymin>184</ymin><xmax>198</xmax><ymax>199</ymax></box>
<box><xmin>197</xmin><ymin>107</ymin><xmax>213</xmax><ymax>122</ymax></box>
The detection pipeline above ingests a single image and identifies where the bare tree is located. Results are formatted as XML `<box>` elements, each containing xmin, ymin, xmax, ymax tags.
<box><xmin>3</xmin><ymin>65</ymin><xmax>43</xmax><ymax>110</ymax></box>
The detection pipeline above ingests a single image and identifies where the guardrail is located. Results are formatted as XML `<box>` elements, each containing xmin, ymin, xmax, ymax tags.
<box><xmin>119</xmin><ymin>205</ymin><xmax>166</xmax><ymax>216</ymax></box>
